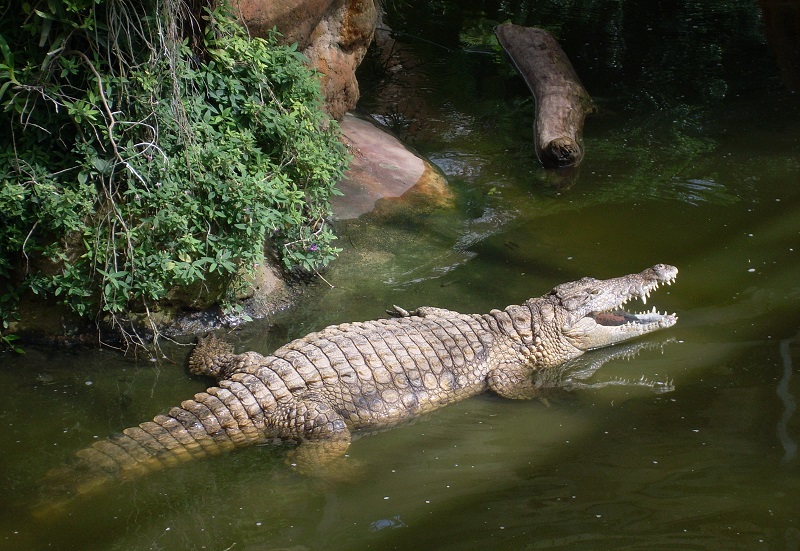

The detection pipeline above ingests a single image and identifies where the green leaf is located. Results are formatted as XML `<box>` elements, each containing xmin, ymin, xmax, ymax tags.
<box><xmin>91</xmin><ymin>157</ymin><xmax>113</xmax><ymax>174</ymax></box>
<box><xmin>0</xmin><ymin>34</ymin><xmax>14</xmax><ymax>68</ymax></box>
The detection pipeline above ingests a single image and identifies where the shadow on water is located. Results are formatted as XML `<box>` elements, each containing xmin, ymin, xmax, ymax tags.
<box><xmin>3</xmin><ymin>1</ymin><xmax>800</xmax><ymax>549</ymax></box>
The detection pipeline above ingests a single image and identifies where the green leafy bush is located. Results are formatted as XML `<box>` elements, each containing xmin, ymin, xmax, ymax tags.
<box><xmin>0</xmin><ymin>1</ymin><xmax>347</xmax><ymax>338</ymax></box>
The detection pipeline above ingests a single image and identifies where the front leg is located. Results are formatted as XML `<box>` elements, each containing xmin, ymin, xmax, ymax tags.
<box><xmin>282</xmin><ymin>399</ymin><xmax>353</xmax><ymax>475</ymax></box>
<box><xmin>487</xmin><ymin>361</ymin><xmax>543</xmax><ymax>400</ymax></box>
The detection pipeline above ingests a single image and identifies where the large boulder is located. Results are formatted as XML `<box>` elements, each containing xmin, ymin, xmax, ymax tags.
<box><xmin>331</xmin><ymin>113</ymin><xmax>453</xmax><ymax>220</ymax></box>
<box><xmin>235</xmin><ymin>0</ymin><xmax>379</xmax><ymax>119</ymax></box>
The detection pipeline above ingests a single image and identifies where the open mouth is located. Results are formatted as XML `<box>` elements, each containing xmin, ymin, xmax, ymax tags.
<box><xmin>591</xmin><ymin>308</ymin><xmax>673</xmax><ymax>327</ymax></box>
<box><xmin>590</xmin><ymin>269</ymin><xmax>678</xmax><ymax>328</ymax></box>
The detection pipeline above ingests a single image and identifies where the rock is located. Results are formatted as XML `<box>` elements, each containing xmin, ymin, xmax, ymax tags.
<box><xmin>232</xmin><ymin>259</ymin><xmax>294</xmax><ymax>321</ymax></box>
<box><xmin>331</xmin><ymin>113</ymin><xmax>453</xmax><ymax>220</ymax></box>
<box><xmin>236</xmin><ymin>0</ymin><xmax>379</xmax><ymax>119</ymax></box>
<box><xmin>7</xmin><ymin>255</ymin><xmax>294</xmax><ymax>344</ymax></box>
<box><xmin>235</xmin><ymin>0</ymin><xmax>332</xmax><ymax>48</ymax></box>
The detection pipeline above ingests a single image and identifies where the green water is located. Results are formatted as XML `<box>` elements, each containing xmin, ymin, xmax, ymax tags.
<box><xmin>3</xmin><ymin>3</ymin><xmax>800</xmax><ymax>550</ymax></box>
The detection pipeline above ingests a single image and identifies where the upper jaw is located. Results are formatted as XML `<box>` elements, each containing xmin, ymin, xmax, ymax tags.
<box><xmin>626</xmin><ymin>263</ymin><xmax>678</xmax><ymax>306</ymax></box>
<box><xmin>600</xmin><ymin>263</ymin><xmax>678</xmax><ymax>320</ymax></box>
<box><xmin>588</xmin><ymin>263</ymin><xmax>677</xmax><ymax>314</ymax></box>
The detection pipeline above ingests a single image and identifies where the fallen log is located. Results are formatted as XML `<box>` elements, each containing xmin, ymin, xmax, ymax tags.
<box><xmin>495</xmin><ymin>23</ymin><xmax>594</xmax><ymax>168</ymax></box>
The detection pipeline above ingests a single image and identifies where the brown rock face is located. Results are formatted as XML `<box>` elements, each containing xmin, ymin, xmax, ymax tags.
<box><xmin>234</xmin><ymin>0</ymin><xmax>378</xmax><ymax>119</ymax></box>
<box><xmin>233</xmin><ymin>0</ymin><xmax>331</xmax><ymax>47</ymax></box>
<box><xmin>339</xmin><ymin>0</ymin><xmax>377</xmax><ymax>50</ymax></box>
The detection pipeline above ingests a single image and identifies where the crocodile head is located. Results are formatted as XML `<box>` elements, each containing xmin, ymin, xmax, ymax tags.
<box><xmin>548</xmin><ymin>263</ymin><xmax>678</xmax><ymax>352</ymax></box>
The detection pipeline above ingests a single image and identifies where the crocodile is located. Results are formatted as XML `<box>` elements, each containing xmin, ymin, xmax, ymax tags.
<box><xmin>50</xmin><ymin>264</ymin><xmax>677</xmax><ymax>493</ymax></box>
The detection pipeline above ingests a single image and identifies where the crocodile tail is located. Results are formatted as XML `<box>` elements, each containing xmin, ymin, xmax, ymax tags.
<box><xmin>36</xmin><ymin>381</ymin><xmax>269</xmax><ymax>514</ymax></box>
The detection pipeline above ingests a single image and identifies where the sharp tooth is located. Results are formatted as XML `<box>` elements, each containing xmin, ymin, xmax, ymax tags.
<box><xmin>642</xmin><ymin>293</ymin><xmax>647</xmax><ymax>305</ymax></box>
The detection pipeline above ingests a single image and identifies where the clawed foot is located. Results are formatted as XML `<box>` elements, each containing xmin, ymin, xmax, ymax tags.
<box><xmin>386</xmin><ymin>305</ymin><xmax>451</xmax><ymax>318</ymax></box>
<box><xmin>386</xmin><ymin>304</ymin><xmax>411</xmax><ymax>318</ymax></box>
